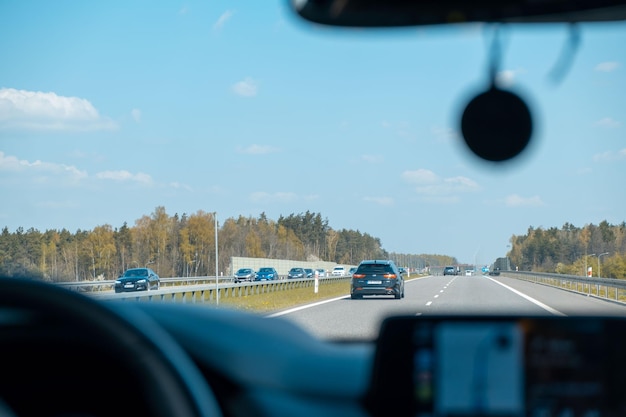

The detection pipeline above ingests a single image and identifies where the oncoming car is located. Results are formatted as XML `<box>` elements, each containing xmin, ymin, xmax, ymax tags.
<box><xmin>233</xmin><ymin>268</ymin><xmax>256</xmax><ymax>283</ymax></box>
<box><xmin>350</xmin><ymin>260</ymin><xmax>405</xmax><ymax>299</ymax></box>
<box><xmin>331</xmin><ymin>266</ymin><xmax>346</xmax><ymax>276</ymax></box>
<box><xmin>314</xmin><ymin>268</ymin><xmax>326</xmax><ymax>277</ymax></box>
<box><xmin>255</xmin><ymin>267</ymin><xmax>279</xmax><ymax>281</ymax></box>
<box><xmin>287</xmin><ymin>267</ymin><xmax>307</xmax><ymax>279</ymax></box>
<box><xmin>114</xmin><ymin>268</ymin><xmax>160</xmax><ymax>293</ymax></box>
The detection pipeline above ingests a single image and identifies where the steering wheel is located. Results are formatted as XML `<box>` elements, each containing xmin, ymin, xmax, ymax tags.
<box><xmin>0</xmin><ymin>277</ymin><xmax>222</xmax><ymax>417</ymax></box>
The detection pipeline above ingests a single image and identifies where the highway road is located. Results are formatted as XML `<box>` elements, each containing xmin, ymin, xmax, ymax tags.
<box><xmin>272</xmin><ymin>274</ymin><xmax>626</xmax><ymax>341</ymax></box>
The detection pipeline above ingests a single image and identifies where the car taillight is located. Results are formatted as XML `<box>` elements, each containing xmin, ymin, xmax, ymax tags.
<box><xmin>352</xmin><ymin>273</ymin><xmax>366</xmax><ymax>278</ymax></box>
<box><xmin>383</xmin><ymin>273</ymin><xmax>397</xmax><ymax>279</ymax></box>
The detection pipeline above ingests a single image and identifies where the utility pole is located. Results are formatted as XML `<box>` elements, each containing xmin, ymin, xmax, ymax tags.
<box><xmin>215</xmin><ymin>212</ymin><xmax>219</xmax><ymax>306</ymax></box>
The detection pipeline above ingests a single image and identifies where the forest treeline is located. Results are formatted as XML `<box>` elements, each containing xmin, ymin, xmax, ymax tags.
<box><xmin>0</xmin><ymin>207</ymin><xmax>454</xmax><ymax>282</ymax></box>
<box><xmin>507</xmin><ymin>221</ymin><xmax>626</xmax><ymax>278</ymax></box>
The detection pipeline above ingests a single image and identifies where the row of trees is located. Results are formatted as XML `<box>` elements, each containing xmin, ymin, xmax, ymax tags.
<box><xmin>0</xmin><ymin>208</ymin><xmax>393</xmax><ymax>282</ymax></box>
<box><xmin>507</xmin><ymin>221</ymin><xmax>626</xmax><ymax>278</ymax></box>
<box><xmin>388</xmin><ymin>253</ymin><xmax>457</xmax><ymax>272</ymax></box>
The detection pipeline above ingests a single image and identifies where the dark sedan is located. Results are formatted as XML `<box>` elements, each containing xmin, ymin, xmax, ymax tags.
<box><xmin>287</xmin><ymin>267</ymin><xmax>307</xmax><ymax>279</ymax></box>
<box><xmin>114</xmin><ymin>268</ymin><xmax>160</xmax><ymax>293</ymax></box>
<box><xmin>255</xmin><ymin>267</ymin><xmax>279</xmax><ymax>281</ymax></box>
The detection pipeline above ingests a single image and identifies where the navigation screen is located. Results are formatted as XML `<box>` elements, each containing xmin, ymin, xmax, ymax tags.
<box><xmin>411</xmin><ymin>319</ymin><xmax>607</xmax><ymax>417</ymax></box>
<box><xmin>369</xmin><ymin>316</ymin><xmax>626</xmax><ymax>417</ymax></box>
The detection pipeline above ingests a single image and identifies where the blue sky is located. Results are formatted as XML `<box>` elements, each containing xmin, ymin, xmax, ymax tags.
<box><xmin>1</xmin><ymin>1</ymin><xmax>624</xmax><ymax>265</ymax></box>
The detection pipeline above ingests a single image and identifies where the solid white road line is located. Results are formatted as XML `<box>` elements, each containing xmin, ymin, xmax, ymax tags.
<box><xmin>486</xmin><ymin>276</ymin><xmax>566</xmax><ymax>316</ymax></box>
<box><xmin>266</xmin><ymin>295</ymin><xmax>349</xmax><ymax>317</ymax></box>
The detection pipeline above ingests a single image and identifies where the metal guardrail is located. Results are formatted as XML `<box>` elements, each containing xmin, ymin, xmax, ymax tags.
<box><xmin>57</xmin><ymin>276</ymin><xmax>238</xmax><ymax>292</ymax></box>
<box><xmin>86</xmin><ymin>276</ymin><xmax>351</xmax><ymax>303</ymax></box>
<box><xmin>500</xmin><ymin>271</ymin><xmax>626</xmax><ymax>302</ymax></box>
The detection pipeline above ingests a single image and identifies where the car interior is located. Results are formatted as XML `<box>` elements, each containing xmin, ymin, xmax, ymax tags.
<box><xmin>1</xmin><ymin>1</ymin><xmax>625</xmax><ymax>417</ymax></box>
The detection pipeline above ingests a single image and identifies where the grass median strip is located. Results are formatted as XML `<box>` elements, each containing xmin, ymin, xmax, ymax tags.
<box><xmin>219</xmin><ymin>280</ymin><xmax>351</xmax><ymax>313</ymax></box>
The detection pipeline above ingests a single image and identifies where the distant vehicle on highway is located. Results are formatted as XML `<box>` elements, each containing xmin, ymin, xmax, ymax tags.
<box><xmin>315</xmin><ymin>268</ymin><xmax>326</xmax><ymax>277</ymax></box>
<box><xmin>255</xmin><ymin>267</ymin><xmax>279</xmax><ymax>281</ymax></box>
<box><xmin>465</xmin><ymin>269</ymin><xmax>474</xmax><ymax>276</ymax></box>
<box><xmin>443</xmin><ymin>266</ymin><xmax>457</xmax><ymax>276</ymax></box>
<box><xmin>234</xmin><ymin>268</ymin><xmax>256</xmax><ymax>283</ymax></box>
<box><xmin>348</xmin><ymin>267</ymin><xmax>357</xmax><ymax>276</ymax></box>
<box><xmin>287</xmin><ymin>267</ymin><xmax>307</xmax><ymax>279</ymax></box>
<box><xmin>114</xmin><ymin>268</ymin><xmax>160</xmax><ymax>293</ymax></box>
<box><xmin>331</xmin><ymin>266</ymin><xmax>346</xmax><ymax>276</ymax></box>
<box><xmin>304</xmin><ymin>268</ymin><xmax>314</xmax><ymax>278</ymax></box>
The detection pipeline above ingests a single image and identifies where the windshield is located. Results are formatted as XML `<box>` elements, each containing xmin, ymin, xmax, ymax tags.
<box><xmin>123</xmin><ymin>269</ymin><xmax>148</xmax><ymax>277</ymax></box>
<box><xmin>1</xmin><ymin>2</ymin><xmax>624</xmax><ymax>341</ymax></box>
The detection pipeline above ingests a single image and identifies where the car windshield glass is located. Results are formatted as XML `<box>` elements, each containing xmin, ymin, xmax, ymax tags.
<box><xmin>357</xmin><ymin>265</ymin><xmax>393</xmax><ymax>274</ymax></box>
<box><xmin>1</xmin><ymin>2</ymin><xmax>625</xmax><ymax>343</ymax></box>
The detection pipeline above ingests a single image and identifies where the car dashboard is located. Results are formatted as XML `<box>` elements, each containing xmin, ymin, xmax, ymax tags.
<box><xmin>1</xmin><ymin>278</ymin><xmax>626</xmax><ymax>417</ymax></box>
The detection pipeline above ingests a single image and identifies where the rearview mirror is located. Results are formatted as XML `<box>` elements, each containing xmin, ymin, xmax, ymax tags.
<box><xmin>291</xmin><ymin>0</ymin><xmax>626</xmax><ymax>27</ymax></box>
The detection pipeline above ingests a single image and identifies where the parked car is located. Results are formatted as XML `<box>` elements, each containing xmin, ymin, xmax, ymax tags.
<box><xmin>233</xmin><ymin>268</ymin><xmax>256</xmax><ymax>283</ymax></box>
<box><xmin>331</xmin><ymin>266</ymin><xmax>346</xmax><ymax>276</ymax></box>
<box><xmin>350</xmin><ymin>260</ymin><xmax>405</xmax><ymax>299</ymax></box>
<box><xmin>304</xmin><ymin>268</ymin><xmax>314</xmax><ymax>278</ymax></box>
<box><xmin>114</xmin><ymin>268</ymin><xmax>160</xmax><ymax>293</ymax></box>
<box><xmin>287</xmin><ymin>267</ymin><xmax>307</xmax><ymax>279</ymax></box>
<box><xmin>255</xmin><ymin>267</ymin><xmax>279</xmax><ymax>281</ymax></box>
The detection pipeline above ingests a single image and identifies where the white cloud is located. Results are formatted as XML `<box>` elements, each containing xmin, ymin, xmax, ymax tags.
<box><xmin>131</xmin><ymin>108</ymin><xmax>141</xmax><ymax>123</ymax></box>
<box><xmin>594</xmin><ymin>61</ymin><xmax>620</xmax><ymax>72</ymax></box>
<box><xmin>36</xmin><ymin>200</ymin><xmax>79</xmax><ymax>209</ymax></box>
<box><xmin>213</xmin><ymin>10</ymin><xmax>235</xmax><ymax>31</ymax></box>
<box><xmin>363</xmin><ymin>196</ymin><xmax>394</xmax><ymax>206</ymax></box>
<box><xmin>504</xmin><ymin>194</ymin><xmax>544</xmax><ymax>207</ymax></box>
<box><xmin>0</xmin><ymin>151</ymin><xmax>87</xmax><ymax>180</ymax></box>
<box><xmin>402</xmin><ymin>168</ymin><xmax>479</xmax><ymax>197</ymax></box>
<box><xmin>595</xmin><ymin>117</ymin><xmax>621</xmax><ymax>128</ymax></box>
<box><xmin>250</xmin><ymin>191</ymin><xmax>297</xmax><ymax>203</ymax></box>
<box><xmin>495</xmin><ymin>68</ymin><xmax>526</xmax><ymax>87</ymax></box>
<box><xmin>431</xmin><ymin>126</ymin><xmax>458</xmax><ymax>142</ymax></box>
<box><xmin>0</xmin><ymin>88</ymin><xmax>115</xmax><ymax>131</ymax></box>
<box><xmin>232</xmin><ymin>77</ymin><xmax>258</xmax><ymax>97</ymax></box>
<box><xmin>169</xmin><ymin>181</ymin><xmax>193</xmax><ymax>191</ymax></box>
<box><xmin>96</xmin><ymin>170</ymin><xmax>153</xmax><ymax>184</ymax></box>
<box><xmin>361</xmin><ymin>154</ymin><xmax>383</xmax><ymax>164</ymax></box>
<box><xmin>381</xmin><ymin>120</ymin><xmax>414</xmax><ymax>139</ymax></box>
<box><xmin>593</xmin><ymin>148</ymin><xmax>626</xmax><ymax>162</ymax></box>
<box><xmin>402</xmin><ymin>168</ymin><xmax>439</xmax><ymax>185</ymax></box>
<box><xmin>236</xmin><ymin>144</ymin><xmax>279</xmax><ymax>154</ymax></box>
<box><xmin>496</xmin><ymin>70</ymin><xmax>516</xmax><ymax>87</ymax></box>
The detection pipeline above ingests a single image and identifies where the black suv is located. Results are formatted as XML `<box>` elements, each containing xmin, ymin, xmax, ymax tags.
<box><xmin>350</xmin><ymin>260</ymin><xmax>404</xmax><ymax>300</ymax></box>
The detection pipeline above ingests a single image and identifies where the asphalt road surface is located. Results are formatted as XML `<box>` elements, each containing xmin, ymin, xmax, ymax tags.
<box><xmin>271</xmin><ymin>274</ymin><xmax>626</xmax><ymax>341</ymax></box>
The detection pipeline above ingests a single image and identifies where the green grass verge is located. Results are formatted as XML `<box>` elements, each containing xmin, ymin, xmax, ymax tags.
<box><xmin>219</xmin><ymin>280</ymin><xmax>351</xmax><ymax>313</ymax></box>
